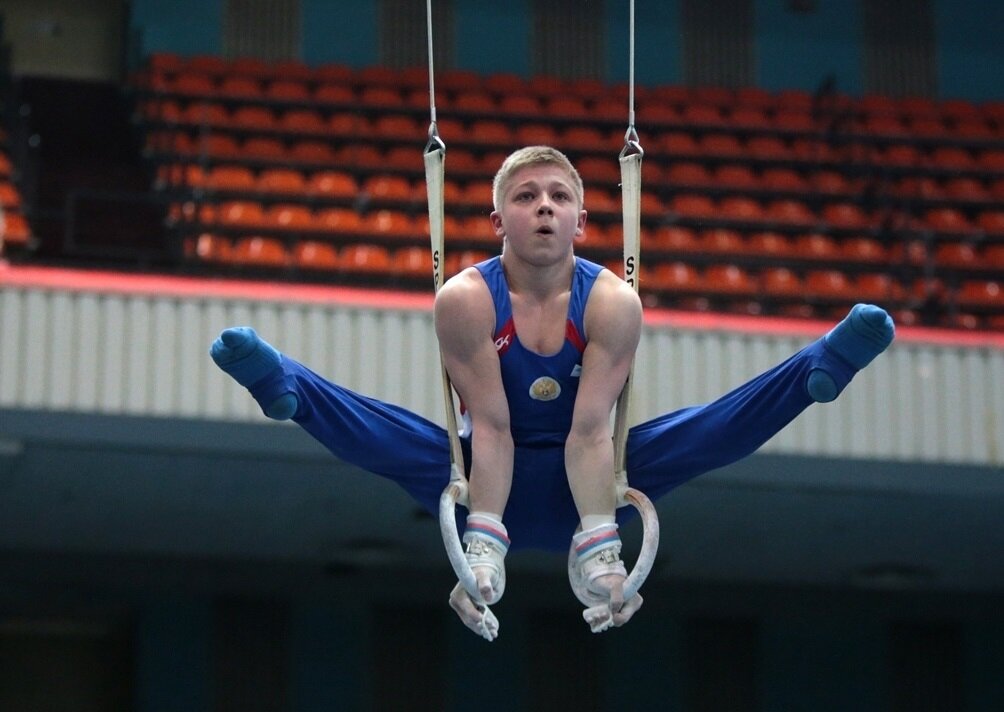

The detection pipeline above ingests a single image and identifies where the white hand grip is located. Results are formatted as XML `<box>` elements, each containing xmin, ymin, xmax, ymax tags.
<box><xmin>567</xmin><ymin>482</ymin><xmax>660</xmax><ymax>607</ymax></box>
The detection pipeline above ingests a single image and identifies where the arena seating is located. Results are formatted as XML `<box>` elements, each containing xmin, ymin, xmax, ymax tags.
<box><xmin>130</xmin><ymin>53</ymin><xmax>1003</xmax><ymax>328</ymax></box>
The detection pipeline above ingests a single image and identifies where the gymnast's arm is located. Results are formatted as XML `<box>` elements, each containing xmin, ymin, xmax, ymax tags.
<box><xmin>566</xmin><ymin>270</ymin><xmax>643</xmax><ymax>520</ymax></box>
<box><xmin>434</xmin><ymin>267</ymin><xmax>514</xmax><ymax>518</ymax></box>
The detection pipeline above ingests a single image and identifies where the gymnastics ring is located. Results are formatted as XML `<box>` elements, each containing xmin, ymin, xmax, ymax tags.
<box><xmin>438</xmin><ymin>472</ymin><xmax>485</xmax><ymax>605</ymax></box>
<box><xmin>567</xmin><ymin>482</ymin><xmax>660</xmax><ymax>608</ymax></box>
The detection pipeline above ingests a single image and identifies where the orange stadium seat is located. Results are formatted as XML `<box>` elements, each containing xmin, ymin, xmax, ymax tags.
<box><xmin>314</xmin><ymin>84</ymin><xmax>355</xmax><ymax>104</ymax></box>
<box><xmin>681</xmin><ymin>104</ymin><xmax>725</xmax><ymax>127</ymax></box>
<box><xmin>577</xmin><ymin>156</ymin><xmax>621</xmax><ymax>184</ymax></box>
<box><xmin>648</xmin><ymin>261</ymin><xmax>701</xmax><ymax>292</ymax></box>
<box><xmin>206</xmin><ymin>165</ymin><xmax>256</xmax><ymax>192</ymax></box>
<box><xmin>273</xmin><ymin>59</ymin><xmax>313</xmax><ymax>82</ymax></box>
<box><xmin>977</xmin><ymin>150</ymin><xmax>1004</xmax><ymax>171</ymax></box>
<box><xmin>453</xmin><ymin>90</ymin><xmax>496</xmax><ymax>113</ymax></box>
<box><xmin>190</xmin><ymin>233</ymin><xmax>231</xmax><ymax>262</ymax></box>
<box><xmin>363</xmin><ymin>209</ymin><xmax>414</xmax><ymax>239</ymax></box>
<box><xmin>307</xmin><ymin>170</ymin><xmax>357</xmax><ymax>200</ymax></box>
<box><xmin>527</xmin><ymin>75</ymin><xmax>566</xmax><ymax>96</ymax></box>
<box><xmin>363</xmin><ymin>174</ymin><xmax>412</xmax><ymax>203</ymax></box>
<box><xmin>924</xmin><ymin>207</ymin><xmax>974</xmax><ymax>234</ymax></box>
<box><xmin>230</xmin><ymin>57</ymin><xmax>270</xmax><ymax>78</ymax></box>
<box><xmin>185</xmin><ymin>55</ymin><xmax>228</xmax><ymax>75</ymax></box>
<box><xmin>232</xmin><ymin>236</ymin><xmax>288</xmax><ymax>266</ymax></box>
<box><xmin>762</xmin><ymin>167</ymin><xmax>808</xmax><ymax>192</ymax></box>
<box><xmin>458</xmin><ymin>180</ymin><xmax>493</xmax><ymax>208</ymax></box>
<box><xmin>181</xmin><ymin>102</ymin><xmax>229</xmax><ymax>127</ymax></box>
<box><xmin>266</xmin><ymin>204</ymin><xmax>314</xmax><ymax>232</ymax></box>
<box><xmin>484</xmin><ymin>72</ymin><xmax>527</xmax><ymax>95</ymax></box>
<box><xmin>359</xmin><ymin>87</ymin><xmax>402</xmax><ymax>108</ymax></box>
<box><xmin>315</xmin><ymin>207</ymin><xmax>363</xmax><ymax>234</ymax></box>
<box><xmin>984</xmin><ymin>244</ymin><xmax>1004</xmax><ymax>268</ymax></box>
<box><xmin>495</xmin><ymin>94</ymin><xmax>538</xmax><ymax>115</ymax></box>
<box><xmin>266</xmin><ymin>80</ymin><xmax>310</xmax><ymax>102</ymax></box>
<box><xmin>855</xmin><ymin>272</ymin><xmax>902</xmax><ymax>302</ymax></box>
<box><xmin>956</xmin><ymin>280</ymin><xmax>1002</xmax><ymax>309</ymax></box>
<box><xmin>340</xmin><ymin>244</ymin><xmax>392</xmax><ymax>274</ymax></box>
<box><xmin>230</xmin><ymin>105</ymin><xmax>276</xmax><ymax>130</ymax></box>
<box><xmin>391</xmin><ymin>245</ymin><xmax>434</xmax><ymax>278</ymax></box>
<box><xmin>766</xmin><ymin>198</ymin><xmax>815</xmax><ymax>226</ymax></box>
<box><xmin>930</xmin><ymin>146</ymin><xmax>976</xmax><ymax>170</ymax></box>
<box><xmin>719</xmin><ymin>195</ymin><xmax>764</xmax><ymax>222</ymax></box>
<box><xmin>713</xmin><ymin>164</ymin><xmax>758</xmax><ymax>189</ymax></box>
<box><xmin>243</xmin><ymin>137</ymin><xmax>286</xmax><ymax>159</ymax></box>
<box><xmin>0</xmin><ymin>211</ymin><xmax>30</xmax><ymax>245</ymax></box>
<box><xmin>314</xmin><ymin>63</ymin><xmax>353</xmax><ymax>84</ymax></box>
<box><xmin>661</xmin><ymin>132</ymin><xmax>700</xmax><ymax>155</ymax></box>
<box><xmin>976</xmin><ymin>210</ymin><xmax>1004</xmax><ymax>235</ymax></box>
<box><xmin>370</xmin><ymin>114</ymin><xmax>424</xmax><ymax>141</ymax></box>
<box><xmin>735</xmin><ymin>87</ymin><xmax>774</xmax><ymax>109</ymax></box>
<box><xmin>290</xmin><ymin>140</ymin><xmax>336</xmax><ymax>163</ymax></box>
<box><xmin>943</xmin><ymin>176</ymin><xmax>989</xmax><ymax>202</ymax></box>
<box><xmin>516</xmin><ymin>123</ymin><xmax>559</xmax><ymax>146</ymax></box>
<box><xmin>748</xmin><ymin>230</ymin><xmax>794</xmax><ymax>258</ymax></box>
<box><xmin>700</xmin><ymin>133</ymin><xmax>744</xmax><ymax>157</ymax></box>
<box><xmin>730</xmin><ymin>107</ymin><xmax>771</xmax><ymax>130</ymax></box>
<box><xmin>702</xmin><ymin>228</ymin><xmax>746</xmax><ymax>254</ymax></box>
<box><xmin>746</xmin><ymin>136</ymin><xmax>790</xmax><ymax>160</ymax></box>
<box><xmin>0</xmin><ymin>151</ymin><xmax>12</xmax><ymax>177</ymax></box>
<box><xmin>170</xmin><ymin>73</ymin><xmax>216</xmax><ymax>96</ymax></box>
<box><xmin>794</xmin><ymin>233</ymin><xmax>840</xmax><ymax>260</ymax></box>
<box><xmin>561</xmin><ymin>126</ymin><xmax>606</xmax><ymax>151</ymax></box>
<box><xmin>0</xmin><ymin>182</ymin><xmax>22</xmax><ymax>209</ymax></box>
<box><xmin>761</xmin><ymin>267</ymin><xmax>803</xmax><ymax>298</ymax></box>
<box><xmin>841</xmin><ymin>236</ymin><xmax>887</xmax><ymax>263</ymax></box>
<box><xmin>218</xmin><ymin>76</ymin><xmax>261</xmax><ymax>100</ymax></box>
<box><xmin>935</xmin><ymin>242</ymin><xmax>979</xmax><ymax>268</ymax></box>
<box><xmin>257</xmin><ymin>168</ymin><xmax>307</xmax><ymax>195</ymax></box>
<box><xmin>669</xmin><ymin>193</ymin><xmax>717</xmax><ymax>219</ymax></box>
<box><xmin>705</xmin><ymin>263</ymin><xmax>757</xmax><ymax>295</ymax></box>
<box><xmin>546</xmin><ymin>95</ymin><xmax>589</xmax><ymax>119</ymax></box>
<box><xmin>666</xmin><ymin>162</ymin><xmax>713</xmax><ymax>186</ymax></box>
<box><xmin>218</xmin><ymin>200</ymin><xmax>266</xmax><ymax>229</ymax></box>
<box><xmin>467</xmin><ymin>120</ymin><xmax>513</xmax><ymax>145</ymax></box>
<box><xmin>822</xmin><ymin>202</ymin><xmax>871</xmax><ymax>230</ymax></box>
<box><xmin>356</xmin><ymin>66</ymin><xmax>400</xmax><ymax>88</ymax></box>
<box><xmin>804</xmin><ymin>269</ymin><xmax>854</xmax><ymax>299</ymax></box>
<box><xmin>437</xmin><ymin>69</ymin><xmax>481</xmax><ymax>92</ymax></box>
<box><xmin>772</xmin><ymin>110</ymin><xmax>814</xmax><ymax>132</ymax></box>
<box><xmin>648</xmin><ymin>225</ymin><xmax>701</xmax><ymax>252</ymax></box>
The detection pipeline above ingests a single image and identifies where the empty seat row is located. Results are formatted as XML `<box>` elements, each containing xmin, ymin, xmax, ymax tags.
<box><xmin>143</xmin><ymin>54</ymin><xmax>1004</xmax><ymax>125</ymax></box>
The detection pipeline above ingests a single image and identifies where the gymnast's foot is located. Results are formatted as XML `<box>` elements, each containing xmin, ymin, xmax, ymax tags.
<box><xmin>807</xmin><ymin>304</ymin><xmax>895</xmax><ymax>403</ymax></box>
<box><xmin>210</xmin><ymin>327</ymin><xmax>298</xmax><ymax>419</ymax></box>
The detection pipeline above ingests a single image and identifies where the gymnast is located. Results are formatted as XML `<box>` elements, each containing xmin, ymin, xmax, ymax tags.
<box><xmin>211</xmin><ymin>146</ymin><xmax>895</xmax><ymax>640</ymax></box>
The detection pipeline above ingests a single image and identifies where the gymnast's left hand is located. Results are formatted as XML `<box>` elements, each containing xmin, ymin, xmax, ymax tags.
<box><xmin>449</xmin><ymin>581</ymin><xmax>500</xmax><ymax>641</ymax></box>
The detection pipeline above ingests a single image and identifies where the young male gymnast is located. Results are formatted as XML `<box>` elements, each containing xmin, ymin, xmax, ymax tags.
<box><xmin>211</xmin><ymin>146</ymin><xmax>895</xmax><ymax>639</ymax></box>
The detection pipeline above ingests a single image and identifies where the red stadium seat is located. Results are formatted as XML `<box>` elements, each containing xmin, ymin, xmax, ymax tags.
<box><xmin>794</xmin><ymin>233</ymin><xmax>840</xmax><ymax>260</ymax></box>
<box><xmin>956</xmin><ymin>280</ymin><xmax>1002</xmax><ymax>309</ymax></box>
<box><xmin>231</xmin><ymin>236</ymin><xmax>288</xmax><ymax>267</ymax></box>
<box><xmin>206</xmin><ymin>165</ymin><xmax>256</xmax><ymax>192</ymax></box>
<box><xmin>702</xmin><ymin>228</ymin><xmax>746</xmax><ymax>254</ymax></box>
<box><xmin>761</xmin><ymin>267</ymin><xmax>803</xmax><ymax>298</ymax></box>
<box><xmin>340</xmin><ymin>243</ymin><xmax>392</xmax><ymax>274</ymax></box>
<box><xmin>315</xmin><ymin>207</ymin><xmax>363</xmax><ymax>234</ymax></box>
<box><xmin>189</xmin><ymin>233</ymin><xmax>231</xmax><ymax>262</ymax></box>
<box><xmin>294</xmin><ymin>240</ymin><xmax>340</xmax><ymax>271</ymax></box>
<box><xmin>705</xmin><ymin>263</ymin><xmax>757</xmax><ymax>295</ymax></box>
<box><xmin>647</xmin><ymin>226</ymin><xmax>701</xmax><ymax>252</ymax></box>
<box><xmin>666</xmin><ymin>162</ymin><xmax>713</xmax><ymax>186</ymax></box>
<box><xmin>747</xmin><ymin>231</ymin><xmax>792</xmax><ymax>258</ymax></box>
<box><xmin>804</xmin><ymin>269</ymin><xmax>854</xmax><ymax>299</ymax></box>
<box><xmin>257</xmin><ymin>168</ymin><xmax>307</xmax><ymax>196</ymax></box>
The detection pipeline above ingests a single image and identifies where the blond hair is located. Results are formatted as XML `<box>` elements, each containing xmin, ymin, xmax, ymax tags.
<box><xmin>491</xmin><ymin>145</ymin><xmax>584</xmax><ymax>211</ymax></box>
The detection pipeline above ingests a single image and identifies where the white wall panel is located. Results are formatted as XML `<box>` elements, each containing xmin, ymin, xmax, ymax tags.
<box><xmin>1</xmin><ymin>284</ymin><xmax>1001</xmax><ymax>466</ymax></box>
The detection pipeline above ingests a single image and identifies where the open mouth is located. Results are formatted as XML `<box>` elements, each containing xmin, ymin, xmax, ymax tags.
<box><xmin>536</xmin><ymin>226</ymin><xmax>554</xmax><ymax>235</ymax></box>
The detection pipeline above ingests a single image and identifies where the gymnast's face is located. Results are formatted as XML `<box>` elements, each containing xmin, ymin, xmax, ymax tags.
<box><xmin>490</xmin><ymin>164</ymin><xmax>586</xmax><ymax>265</ymax></box>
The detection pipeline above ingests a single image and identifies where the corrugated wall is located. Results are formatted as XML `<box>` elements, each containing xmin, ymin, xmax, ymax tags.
<box><xmin>1</xmin><ymin>284</ymin><xmax>1001</xmax><ymax>465</ymax></box>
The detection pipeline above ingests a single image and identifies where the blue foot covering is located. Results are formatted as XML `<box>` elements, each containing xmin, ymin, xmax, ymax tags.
<box><xmin>806</xmin><ymin>304</ymin><xmax>895</xmax><ymax>403</ymax></box>
<box><xmin>210</xmin><ymin>327</ymin><xmax>299</xmax><ymax>420</ymax></box>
